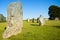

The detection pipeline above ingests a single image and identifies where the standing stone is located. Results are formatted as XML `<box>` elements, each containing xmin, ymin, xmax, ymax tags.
<box><xmin>37</xmin><ymin>17</ymin><xmax>39</xmax><ymax>23</ymax></box>
<box><xmin>39</xmin><ymin>15</ymin><xmax>45</xmax><ymax>26</ymax></box>
<box><xmin>32</xmin><ymin>18</ymin><xmax>34</xmax><ymax>23</ymax></box>
<box><xmin>55</xmin><ymin>17</ymin><xmax>59</xmax><ymax>20</ymax></box>
<box><xmin>2</xmin><ymin>2</ymin><xmax>23</xmax><ymax>38</ymax></box>
<box><xmin>44</xmin><ymin>18</ymin><xmax>49</xmax><ymax>21</ymax></box>
<box><xmin>27</xmin><ymin>18</ymin><xmax>29</xmax><ymax>22</ymax></box>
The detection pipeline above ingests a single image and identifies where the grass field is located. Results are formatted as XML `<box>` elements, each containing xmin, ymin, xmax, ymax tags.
<box><xmin>0</xmin><ymin>20</ymin><xmax>60</xmax><ymax>40</ymax></box>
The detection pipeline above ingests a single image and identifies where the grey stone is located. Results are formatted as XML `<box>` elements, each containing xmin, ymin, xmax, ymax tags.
<box><xmin>55</xmin><ymin>17</ymin><xmax>59</xmax><ymax>20</ymax></box>
<box><xmin>32</xmin><ymin>18</ymin><xmax>34</xmax><ymax>23</ymax></box>
<box><xmin>37</xmin><ymin>17</ymin><xmax>39</xmax><ymax>23</ymax></box>
<box><xmin>2</xmin><ymin>2</ymin><xmax>23</xmax><ymax>38</ymax></box>
<box><xmin>27</xmin><ymin>18</ymin><xmax>29</xmax><ymax>22</ymax></box>
<box><xmin>39</xmin><ymin>15</ymin><xmax>45</xmax><ymax>26</ymax></box>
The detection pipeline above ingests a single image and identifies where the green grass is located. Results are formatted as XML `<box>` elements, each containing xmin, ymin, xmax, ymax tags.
<box><xmin>0</xmin><ymin>20</ymin><xmax>60</xmax><ymax>40</ymax></box>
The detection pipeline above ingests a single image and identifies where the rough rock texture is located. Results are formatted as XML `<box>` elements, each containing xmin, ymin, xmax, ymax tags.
<box><xmin>39</xmin><ymin>15</ymin><xmax>45</xmax><ymax>26</ymax></box>
<box><xmin>2</xmin><ymin>2</ymin><xmax>23</xmax><ymax>38</ymax></box>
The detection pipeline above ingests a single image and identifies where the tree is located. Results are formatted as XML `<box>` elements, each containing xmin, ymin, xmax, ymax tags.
<box><xmin>48</xmin><ymin>5</ymin><xmax>60</xmax><ymax>20</ymax></box>
<box><xmin>0</xmin><ymin>14</ymin><xmax>6</xmax><ymax>22</ymax></box>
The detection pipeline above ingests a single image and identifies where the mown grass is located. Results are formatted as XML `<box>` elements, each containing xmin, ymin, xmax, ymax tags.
<box><xmin>0</xmin><ymin>20</ymin><xmax>60</xmax><ymax>40</ymax></box>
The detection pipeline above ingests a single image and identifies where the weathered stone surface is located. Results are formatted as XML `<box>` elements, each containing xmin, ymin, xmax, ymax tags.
<box><xmin>27</xmin><ymin>18</ymin><xmax>29</xmax><ymax>22</ymax></box>
<box><xmin>39</xmin><ymin>15</ymin><xmax>45</xmax><ymax>26</ymax></box>
<box><xmin>2</xmin><ymin>2</ymin><xmax>23</xmax><ymax>38</ymax></box>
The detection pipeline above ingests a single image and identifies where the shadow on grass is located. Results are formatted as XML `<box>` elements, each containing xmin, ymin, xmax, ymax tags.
<box><xmin>53</xmin><ymin>26</ymin><xmax>60</xmax><ymax>29</ymax></box>
<box><xmin>30</xmin><ymin>23</ymin><xmax>39</xmax><ymax>26</ymax></box>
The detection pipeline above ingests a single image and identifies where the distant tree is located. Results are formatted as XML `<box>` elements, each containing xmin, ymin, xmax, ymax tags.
<box><xmin>0</xmin><ymin>14</ymin><xmax>6</xmax><ymax>22</ymax></box>
<box><xmin>48</xmin><ymin>5</ymin><xmax>60</xmax><ymax>20</ymax></box>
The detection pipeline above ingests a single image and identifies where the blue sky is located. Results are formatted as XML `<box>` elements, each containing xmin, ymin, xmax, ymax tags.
<box><xmin>0</xmin><ymin>0</ymin><xmax>60</xmax><ymax>19</ymax></box>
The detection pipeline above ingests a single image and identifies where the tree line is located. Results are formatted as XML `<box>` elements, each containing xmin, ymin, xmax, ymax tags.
<box><xmin>0</xmin><ymin>5</ymin><xmax>60</xmax><ymax>22</ymax></box>
<box><xmin>0</xmin><ymin>14</ymin><xmax>6</xmax><ymax>22</ymax></box>
<box><xmin>48</xmin><ymin>5</ymin><xmax>60</xmax><ymax>20</ymax></box>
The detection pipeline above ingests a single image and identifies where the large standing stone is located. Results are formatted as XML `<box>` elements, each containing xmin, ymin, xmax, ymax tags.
<box><xmin>39</xmin><ymin>15</ymin><xmax>45</xmax><ymax>26</ymax></box>
<box><xmin>2</xmin><ymin>2</ymin><xmax>23</xmax><ymax>38</ymax></box>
